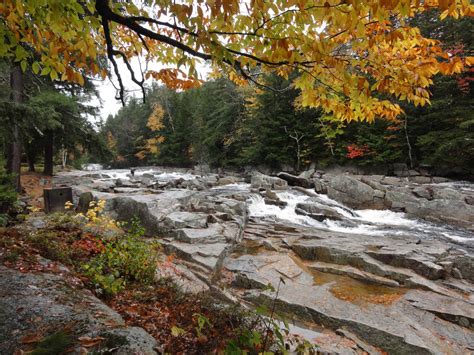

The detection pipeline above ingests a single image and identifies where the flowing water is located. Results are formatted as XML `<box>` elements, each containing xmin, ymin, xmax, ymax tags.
<box><xmin>76</xmin><ymin>165</ymin><xmax>198</xmax><ymax>182</ymax></box>
<box><xmin>245</xmin><ymin>188</ymin><xmax>474</xmax><ymax>248</ymax></box>
<box><xmin>77</xmin><ymin>165</ymin><xmax>474</xmax><ymax>249</ymax></box>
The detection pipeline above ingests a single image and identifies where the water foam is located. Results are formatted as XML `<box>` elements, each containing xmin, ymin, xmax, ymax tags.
<box><xmin>246</xmin><ymin>188</ymin><xmax>473</xmax><ymax>244</ymax></box>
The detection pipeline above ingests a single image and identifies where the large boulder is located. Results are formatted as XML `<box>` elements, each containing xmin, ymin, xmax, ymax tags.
<box><xmin>250</xmin><ymin>172</ymin><xmax>288</xmax><ymax>190</ymax></box>
<box><xmin>140</xmin><ymin>174</ymin><xmax>155</xmax><ymax>187</ymax></box>
<box><xmin>406</xmin><ymin>199</ymin><xmax>474</xmax><ymax>231</ymax></box>
<box><xmin>77</xmin><ymin>192</ymin><xmax>94</xmax><ymax>213</ymax></box>
<box><xmin>263</xmin><ymin>189</ymin><xmax>287</xmax><ymax>207</ymax></box>
<box><xmin>90</xmin><ymin>180</ymin><xmax>116</xmax><ymax>192</ymax></box>
<box><xmin>327</xmin><ymin>175</ymin><xmax>383</xmax><ymax>209</ymax></box>
<box><xmin>277</xmin><ymin>172</ymin><xmax>314</xmax><ymax>188</ymax></box>
<box><xmin>116</xmin><ymin>178</ymin><xmax>139</xmax><ymax>188</ymax></box>
<box><xmin>180</xmin><ymin>178</ymin><xmax>206</xmax><ymax>190</ymax></box>
<box><xmin>313</xmin><ymin>178</ymin><xmax>327</xmax><ymax>194</ymax></box>
<box><xmin>217</xmin><ymin>176</ymin><xmax>241</xmax><ymax>186</ymax></box>
<box><xmin>0</xmin><ymin>265</ymin><xmax>158</xmax><ymax>355</ymax></box>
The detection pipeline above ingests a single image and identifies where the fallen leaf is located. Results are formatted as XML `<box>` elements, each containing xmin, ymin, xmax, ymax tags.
<box><xmin>171</xmin><ymin>326</ymin><xmax>185</xmax><ymax>337</ymax></box>
<box><xmin>20</xmin><ymin>333</ymin><xmax>42</xmax><ymax>344</ymax></box>
<box><xmin>78</xmin><ymin>336</ymin><xmax>105</xmax><ymax>347</ymax></box>
<box><xmin>197</xmin><ymin>335</ymin><xmax>208</xmax><ymax>344</ymax></box>
<box><xmin>104</xmin><ymin>319</ymin><xmax>118</xmax><ymax>327</ymax></box>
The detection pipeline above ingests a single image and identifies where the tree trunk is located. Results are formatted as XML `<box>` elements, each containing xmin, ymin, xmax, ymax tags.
<box><xmin>26</xmin><ymin>146</ymin><xmax>36</xmax><ymax>172</ymax></box>
<box><xmin>43</xmin><ymin>131</ymin><xmax>54</xmax><ymax>176</ymax></box>
<box><xmin>404</xmin><ymin>116</ymin><xmax>414</xmax><ymax>169</ymax></box>
<box><xmin>5</xmin><ymin>144</ymin><xmax>13</xmax><ymax>172</ymax></box>
<box><xmin>61</xmin><ymin>145</ymin><xmax>67</xmax><ymax>168</ymax></box>
<box><xmin>10</xmin><ymin>63</ymin><xmax>23</xmax><ymax>192</ymax></box>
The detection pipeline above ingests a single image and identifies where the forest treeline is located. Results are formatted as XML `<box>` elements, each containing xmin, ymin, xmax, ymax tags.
<box><xmin>102</xmin><ymin>12</ymin><xmax>473</xmax><ymax>177</ymax></box>
<box><xmin>102</xmin><ymin>68</ymin><xmax>473</xmax><ymax>177</ymax></box>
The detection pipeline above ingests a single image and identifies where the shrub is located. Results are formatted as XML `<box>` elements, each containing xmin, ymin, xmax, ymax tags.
<box><xmin>83</xmin><ymin>223</ymin><xmax>159</xmax><ymax>297</ymax></box>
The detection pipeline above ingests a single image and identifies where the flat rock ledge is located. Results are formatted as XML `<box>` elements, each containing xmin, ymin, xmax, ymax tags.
<box><xmin>223</xmin><ymin>221</ymin><xmax>474</xmax><ymax>354</ymax></box>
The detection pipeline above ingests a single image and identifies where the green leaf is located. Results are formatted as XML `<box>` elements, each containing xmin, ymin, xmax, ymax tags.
<box><xmin>264</xmin><ymin>282</ymin><xmax>275</xmax><ymax>292</ymax></box>
<box><xmin>171</xmin><ymin>326</ymin><xmax>185</xmax><ymax>337</ymax></box>
<box><xmin>50</xmin><ymin>69</ymin><xmax>58</xmax><ymax>81</ymax></box>
<box><xmin>20</xmin><ymin>60</ymin><xmax>27</xmax><ymax>72</ymax></box>
<box><xmin>255</xmin><ymin>305</ymin><xmax>269</xmax><ymax>315</ymax></box>
<box><xmin>32</xmin><ymin>61</ymin><xmax>40</xmax><ymax>74</ymax></box>
<box><xmin>41</xmin><ymin>67</ymin><xmax>51</xmax><ymax>76</ymax></box>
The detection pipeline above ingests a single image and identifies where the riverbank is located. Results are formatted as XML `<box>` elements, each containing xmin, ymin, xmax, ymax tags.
<box><xmin>2</xmin><ymin>166</ymin><xmax>473</xmax><ymax>353</ymax></box>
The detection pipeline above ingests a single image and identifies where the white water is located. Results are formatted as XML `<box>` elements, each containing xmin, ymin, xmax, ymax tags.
<box><xmin>70</xmin><ymin>168</ymin><xmax>474</xmax><ymax>247</ymax></box>
<box><xmin>211</xmin><ymin>183</ymin><xmax>251</xmax><ymax>191</ymax></box>
<box><xmin>246</xmin><ymin>188</ymin><xmax>473</xmax><ymax>246</ymax></box>
<box><xmin>82</xmin><ymin>163</ymin><xmax>104</xmax><ymax>171</ymax></box>
<box><xmin>248</xmin><ymin>192</ymin><xmax>322</xmax><ymax>228</ymax></box>
<box><xmin>107</xmin><ymin>169</ymin><xmax>197</xmax><ymax>181</ymax></box>
<box><xmin>73</xmin><ymin>167</ymin><xmax>198</xmax><ymax>182</ymax></box>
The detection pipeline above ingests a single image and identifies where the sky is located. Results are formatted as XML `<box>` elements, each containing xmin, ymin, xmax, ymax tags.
<box><xmin>89</xmin><ymin>59</ymin><xmax>147</xmax><ymax>120</ymax></box>
<box><xmin>89</xmin><ymin>58</ymin><xmax>210</xmax><ymax>122</ymax></box>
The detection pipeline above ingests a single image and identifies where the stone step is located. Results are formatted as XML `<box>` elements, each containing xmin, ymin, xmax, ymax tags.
<box><xmin>290</xmin><ymin>235</ymin><xmax>453</xmax><ymax>281</ymax></box>
<box><xmin>306</xmin><ymin>261</ymin><xmax>400</xmax><ymax>287</ymax></box>
<box><xmin>174</xmin><ymin>225</ymin><xmax>227</xmax><ymax>244</ymax></box>
<box><xmin>163</xmin><ymin>241</ymin><xmax>228</xmax><ymax>271</ymax></box>
<box><xmin>405</xmin><ymin>290</ymin><xmax>474</xmax><ymax>329</ymax></box>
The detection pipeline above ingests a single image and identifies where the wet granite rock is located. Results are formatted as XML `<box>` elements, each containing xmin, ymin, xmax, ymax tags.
<box><xmin>250</xmin><ymin>172</ymin><xmax>288</xmax><ymax>190</ymax></box>
<box><xmin>116</xmin><ymin>178</ymin><xmax>140</xmax><ymax>188</ymax></box>
<box><xmin>318</xmin><ymin>173</ymin><xmax>474</xmax><ymax>230</ymax></box>
<box><xmin>263</xmin><ymin>189</ymin><xmax>287</xmax><ymax>207</ymax></box>
<box><xmin>163</xmin><ymin>211</ymin><xmax>208</xmax><ymax>229</ymax></box>
<box><xmin>217</xmin><ymin>176</ymin><xmax>242</xmax><ymax>185</ymax></box>
<box><xmin>412</xmin><ymin>186</ymin><xmax>433</xmax><ymax>200</ymax></box>
<box><xmin>327</xmin><ymin>175</ymin><xmax>383</xmax><ymax>209</ymax></box>
<box><xmin>313</xmin><ymin>178</ymin><xmax>327</xmax><ymax>194</ymax></box>
<box><xmin>295</xmin><ymin>202</ymin><xmax>347</xmax><ymax>221</ymax></box>
<box><xmin>290</xmin><ymin>232</ymin><xmax>453</xmax><ymax>281</ymax></box>
<box><xmin>224</xmin><ymin>226</ymin><xmax>474</xmax><ymax>355</ymax></box>
<box><xmin>277</xmin><ymin>172</ymin><xmax>314</xmax><ymax>188</ymax></box>
<box><xmin>90</xmin><ymin>180</ymin><xmax>116</xmax><ymax>192</ymax></box>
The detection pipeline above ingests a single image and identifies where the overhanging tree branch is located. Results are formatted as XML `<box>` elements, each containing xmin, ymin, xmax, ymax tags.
<box><xmin>95</xmin><ymin>0</ymin><xmax>322</xmax><ymax>102</ymax></box>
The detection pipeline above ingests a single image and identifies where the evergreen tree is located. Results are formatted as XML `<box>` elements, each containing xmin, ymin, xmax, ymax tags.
<box><xmin>235</xmin><ymin>74</ymin><xmax>324</xmax><ymax>171</ymax></box>
<box><xmin>405</xmin><ymin>11</ymin><xmax>474</xmax><ymax>176</ymax></box>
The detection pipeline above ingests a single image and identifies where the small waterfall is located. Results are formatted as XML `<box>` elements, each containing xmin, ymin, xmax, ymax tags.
<box><xmin>246</xmin><ymin>188</ymin><xmax>474</xmax><ymax>247</ymax></box>
<box><xmin>247</xmin><ymin>192</ymin><xmax>327</xmax><ymax>228</ymax></box>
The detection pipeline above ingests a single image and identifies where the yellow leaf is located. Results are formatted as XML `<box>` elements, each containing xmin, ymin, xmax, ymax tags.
<box><xmin>465</xmin><ymin>56</ymin><xmax>474</xmax><ymax>66</ymax></box>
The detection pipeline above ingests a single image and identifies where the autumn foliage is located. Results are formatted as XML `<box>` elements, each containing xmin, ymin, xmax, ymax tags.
<box><xmin>0</xmin><ymin>0</ymin><xmax>473</xmax><ymax>122</ymax></box>
<box><xmin>346</xmin><ymin>144</ymin><xmax>370</xmax><ymax>159</ymax></box>
<box><xmin>135</xmin><ymin>103</ymin><xmax>166</xmax><ymax>160</ymax></box>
